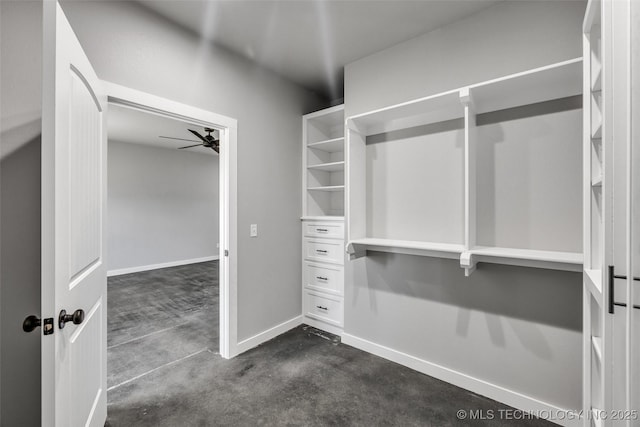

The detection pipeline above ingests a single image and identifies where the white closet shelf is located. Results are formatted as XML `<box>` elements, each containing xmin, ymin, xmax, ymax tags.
<box><xmin>307</xmin><ymin>161</ymin><xmax>345</xmax><ymax>172</ymax></box>
<box><xmin>346</xmin><ymin>240</ymin><xmax>583</xmax><ymax>272</ymax></box>
<box><xmin>307</xmin><ymin>185</ymin><xmax>345</xmax><ymax>192</ymax></box>
<box><xmin>348</xmin><ymin>90</ymin><xmax>464</xmax><ymax>136</ymax></box>
<box><xmin>591</xmin><ymin>336</ymin><xmax>603</xmax><ymax>362</ymax></box>
<box><xmin>307</xmin><ymin>137</ymin><xmax>344</xmax><ymax>152</ymax></box>
<box><xmin>584</xmin><ymin>268</ymin><xmax>603</xmax><ymax>304</ymax></box>
<box><xmin>346</xmin><ymin>58</ymin><xmax>582</xmax><ymax>136</ymax></box>
<box><xmin>465</xmin><ymin>246</ymin><xmax>583</xmax><ymax>272</ymax></box>
<box><xmin>301</xmin><ymin>216</ymin><xmax>344</xmax><ymax>221</ymax></box>
<box><xmin>346</xmin><ymin>238</ymin><xmax>464</xmax><ymax>260</ymax></box>
<box><xmin>469</xmin><ymin>57</ymin><xmax>582</xmax><ymax>114</ymax></box>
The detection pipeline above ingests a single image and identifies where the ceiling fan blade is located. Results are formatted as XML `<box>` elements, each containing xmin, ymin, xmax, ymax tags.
<box><xmin>188</xmin><ymin>129</ymin><xmax>208</xmax><ymax>143</ymax></box>
<box><xmin>159</xmin><ymin>136</ymin><xmax>201</xmax><ymax>143</ymax></box>
<box><xmin>178</xmin><ymin>144</ymin><xmax>204</xmax><ymax>149</ymax></box>
<box><xmin>210</xmin><ymin>145</ymin><xmax>219</xmax><ymax>154</ymax></box>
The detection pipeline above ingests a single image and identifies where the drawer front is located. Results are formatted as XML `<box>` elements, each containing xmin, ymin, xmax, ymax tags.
<box><xmin>304</xmin><ymin>221</ymin><xmax>344</xmax><ymax>239</ymax></box>
<box><xmin>304</xmin><ymin>238</ymin><xmax>344</xmax><ymax>264</ymax></box>
<box><xmin>304</xmin><ymin>291</ymin><xmax>343</xmax><ymax>326</ymax></box>
<box><xmin>304</xmin><ymin>262</ymin><xmax>344</xmax><ymax>295</ymax></box>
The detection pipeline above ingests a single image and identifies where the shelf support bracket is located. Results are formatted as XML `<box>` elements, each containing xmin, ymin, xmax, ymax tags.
<box><xmin>346</xmin><ymin>242</ymin><xmax>366</xmax><ymax>260</ymax></box>
<box><xmin>460</xmin><ymin>251</ymin><xmax>476</xmax><ymax>276</ymax></box>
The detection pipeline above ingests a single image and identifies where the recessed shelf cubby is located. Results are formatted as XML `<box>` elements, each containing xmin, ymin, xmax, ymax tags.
<box><xmin>303</xmin><ymin>105</ymin><xmax>345</xmax><ymax>218</ymax></box>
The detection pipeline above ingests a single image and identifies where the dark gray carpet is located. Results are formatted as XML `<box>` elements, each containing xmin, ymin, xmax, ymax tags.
<box><xmin>106</xmin><ymin>261</ymin><xmax>550</xmax><ymax>426</ymax></box>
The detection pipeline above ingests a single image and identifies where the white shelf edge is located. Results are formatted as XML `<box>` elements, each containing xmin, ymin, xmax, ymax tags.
<box><xmin>467</xmin><ymin>57</ymin><xmax>582</xmax><ymax>91</ymax></box>
<box><xmin>348</xmin><ymin>88</ymin><xmax>461</xmax><ymax>126</ymax></box>
<box><xmin>591</xmin><ymin>175</ymin><xmax>603</xmax><ymax>187</ymax></box>
<box><xmin>591</xmin><ymin>336</ymin><xmax>603</xmax><ymax>362</ymax></box>
<box><xmin>347</xmin><ymin>57</ymin><xmax>581</xmax><ymax>136</ymax></box>
<box><xmin>466</xmin><ymin>246</ymin><xmax>583</xmax><ymax>272</ymax></box>
<box><xmin>307</xmin><ymin>161</ymin><xmax>345</xmax><ymax>172</ymax></box>
<box><xmin>307</xmin><ymin>136</ymin><xmax>344</xmax><ymax>151</ymax></box>
<box><xmin>301</xmin><ymin>216</ymin><xmax>344</xmax><ymax>222</ymax></box>
<box><xmin>345</xmin><ymin>240</ymin><xmax>583</xmax><ymax>272</ymax></box>
<box><xmin>347</xmin><ymin>238</ymin><xmax>463</xmax><ymax>259</ymax></box>
<box><xmin>584</xmin><ymin>269</ymin><xmax>604</xmax><ymax>306</ymax></box>
<box><xmin>307</xmin><ymin>185</ymin><xmax>345</xmax><ymax>192</ymax></box>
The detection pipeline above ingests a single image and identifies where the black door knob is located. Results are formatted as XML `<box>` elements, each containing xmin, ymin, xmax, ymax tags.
<box><xmin>23</xmin><ymin>315</ymin><xmax>42</xmax><ymax>333</ymax></box>
<box><xmin>58</xmin><ymin>309</ymin><xmax>85</xmax><ymax>329</ymax></box>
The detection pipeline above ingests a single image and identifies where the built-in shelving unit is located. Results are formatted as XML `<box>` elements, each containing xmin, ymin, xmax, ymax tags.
<box><xmin>346</xmin><ymin>58</ymin><xmax>583</xmax><ymax>275</ymax></box>
<box><xmin>303</xmin><ymin>105</ymin><xmax>345</xmax><ymax>218</ymax></box>
<box><xmin>582</xmin><ymin>0</ymin><xmax>611</xmax><ymax>423</ymax></box>
<box><xmin>302</xmin><ymin>105</ymin><xmax>345</xmax><ymax>336</ymax></box>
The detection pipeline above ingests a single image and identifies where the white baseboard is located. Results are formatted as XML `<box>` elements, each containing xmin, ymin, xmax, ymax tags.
<box><xmin>235</xmin><ymin>315</ymin><xmax>303</xmax><ymax>356</ymax></box>
<box><xmin>342</xmin><ymin>333</ymin><xmax>580</xmax><ymax>427</ymax></box>
<box><xmin>107</xmin><ymin>255</ymin><xmax>219</xmax><ymax>277</ymax></box>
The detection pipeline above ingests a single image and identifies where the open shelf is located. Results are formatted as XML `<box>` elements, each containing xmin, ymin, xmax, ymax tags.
<box><xmin>347</xmin><ymin>238</ymin><xmax>464</xmax><ymax>260</ymax></box>
<box><xmin>301</xmin><ymin>216</ymin><xmax>344</xmax><ymax>221</ymax></box>
<box><xmin>348</xmin><ymin>89</ymin><xmax>464</xmax><ymax>136</ymax></box>
<box><xmin>346</xmin><ymin>58</ymin><xmax>584</xmax><ymax>274</ymax></box>
<box><xmin>467</xmin><ymin>246</ymin><xmax>583</xmax><ymax>272</ymax></box>
<box><xmin>308</xmin><ymin>185</ymin><xmax>344</xmax><ymax>192</ymax></box>
<box><xmin>307</xmin><ymin>161</ymin><xmax>345</xmax><ymax>172</ymax></box>
<box><xmin>304</xmin><ymin>105</ymin><xmax>345</xmax><ymax>218</ymax></box>
<box><xmin>308</xmin><ymin>137</ymin><xmax>344</xmax><ymax>153</ymax></box>
<box><xmin>470</xmin><ymin>58</ymin><xmax>582</xmax><ymax>114</ymax></box>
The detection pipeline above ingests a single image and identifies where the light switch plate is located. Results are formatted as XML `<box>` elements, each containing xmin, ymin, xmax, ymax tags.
<box><xmin>250</xmin><ymin>224</ymin><xmax>258</xmax><ymax>237</ymax></box>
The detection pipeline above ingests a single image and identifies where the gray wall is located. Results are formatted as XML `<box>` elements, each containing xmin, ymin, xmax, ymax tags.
<box><xmin>344</xmin><ymin>1</ymin><xmax>585</xmax><ymax>411</ymax></box>
<box><xmin>59</xmin><ymin>0</ymin><xmax>325</xmax><ymax>341</ymax></box>
<box><xmin>0</xmin><ymin>1</ymin><xmax>42</xmax><ymax>426</ymax></box>
<box><xmin>108</xmin><ymin>141</ymin><xmax>219</xmax><ymax>273</ymax></box>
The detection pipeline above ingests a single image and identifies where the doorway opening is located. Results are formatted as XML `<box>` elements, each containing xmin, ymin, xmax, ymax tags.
<box><xmin>105</xmin><ymin>102</ymin><xmax>222</xmax><ymax>395</ymax></box>
<box><xmin>103</xmin><ymin>83</ymin><xmax>238</xmax><ymax>389</ymax></box>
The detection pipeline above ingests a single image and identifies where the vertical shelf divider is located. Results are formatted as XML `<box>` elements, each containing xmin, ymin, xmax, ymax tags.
<box><xmin>460</xmin><ymin>88</ymin><xmax>477</xmax><ymax>276</ymax></box>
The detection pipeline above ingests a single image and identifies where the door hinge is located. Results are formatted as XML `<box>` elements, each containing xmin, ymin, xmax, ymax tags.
<box><xmin>224</xmin><ymin>250</ymin><xmax>229</xmax><ymax>257</ymax></box>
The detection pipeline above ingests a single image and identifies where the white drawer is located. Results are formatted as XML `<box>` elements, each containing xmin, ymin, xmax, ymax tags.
<box><xmin>304</xmin><ymin>291</ymin><xmax>343</xmax><ymax>326</ymax></box>
<box><xmin>304</xmin><ymin>262</ymin><xmax>344</xmax><ymax>295</ymax></box>
<box><xmin>304</xmin><ymin>221</ymin><xmax>344</xmax><ymax>239</ymax></box>
<box><xmin>303</xmin><ymin>238</ymin><xmax>344</xmax><ymax>264</ymax></box>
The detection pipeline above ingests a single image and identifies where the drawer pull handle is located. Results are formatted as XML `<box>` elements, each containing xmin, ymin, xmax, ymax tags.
<box><xmin>316</xmin><ymin>228</ymin><xmax>328</xmax><ymax>233</ymax></box>
<box><xmin>316</xmin><ymin>276</ymin><xmax>328</xmax><ymax>281</ymax></box>
<box><xmin>316</xmin><ymin>249</ymin><xmax>328</xmax><ymax>254</ymax></box>
<box><xmin>316</xmin><ymin>305</ymin><xmax>328</xmax><ymax>311</ymax></box>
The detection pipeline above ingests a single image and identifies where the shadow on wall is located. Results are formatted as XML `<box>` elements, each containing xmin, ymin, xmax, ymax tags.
<box><xmin>0</xmin><ymin>137</ymin><xmax>42</xmax><ymax>427</ymax></box>
<box><xmin>358</xmin><ymin>251</ymin><xmax>581</xmax><ymax>333</ymax></box>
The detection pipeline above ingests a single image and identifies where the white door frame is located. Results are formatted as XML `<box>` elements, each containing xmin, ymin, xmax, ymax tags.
<box><xmin>104</xmin><ymin>82</ymin><xmax>238</xmax><ymax>358</ymax></box>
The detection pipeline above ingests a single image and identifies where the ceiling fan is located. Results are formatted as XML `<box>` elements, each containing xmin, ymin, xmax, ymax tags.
<box><xmin>159</xmin><ymin>127</ymin><xmax>219</xmax><ymax>153</ymax></box>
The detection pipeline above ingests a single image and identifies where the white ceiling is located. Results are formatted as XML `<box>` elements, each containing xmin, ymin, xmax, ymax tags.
<box><xmin>108</xmin><ymin>103</ymin><xmax>219</xmax><ymax>156</ymax></box>
<box><xmin>138</xmin><ymin>0</ymin><xmax>500</xmax><ymax>100</ymax></box>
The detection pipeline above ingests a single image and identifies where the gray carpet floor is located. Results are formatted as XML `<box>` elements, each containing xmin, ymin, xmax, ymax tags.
<box><xmin>106</xmin><ymin>261</ymin><xmax>550</xmax><ymax>426</ymax></box>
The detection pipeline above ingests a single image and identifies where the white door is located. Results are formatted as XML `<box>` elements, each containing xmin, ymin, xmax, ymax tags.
<box><xmin>41</xmin><ymin>2</ymin><xmax>107</xmax><ymax>426</ymax></box>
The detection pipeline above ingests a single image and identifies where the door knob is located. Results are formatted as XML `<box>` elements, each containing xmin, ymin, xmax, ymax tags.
<box><xmin>58</xmin><ymin>309</ymin><xmax>84</xmax><ymax>329</ymax></box>
<box><xmin>23</xmin><ymin>315</ymin><xmax>42</xmax><ymax>332</ymax></box>
<box><xmin>23</xmin><ymin>315</ymin><xmax>54</xmax><ymax>335</ymax></box>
